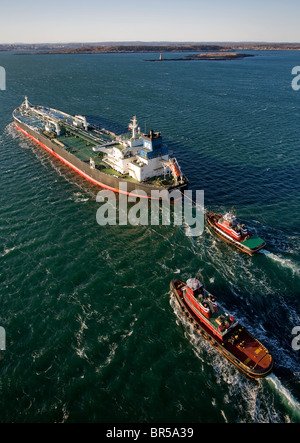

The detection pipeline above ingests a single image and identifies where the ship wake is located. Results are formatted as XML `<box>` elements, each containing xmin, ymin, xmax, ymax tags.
<box><xmin>259</xmin><ymin>249</ymin><xmax>300</xmax><ymax>276</ymax></box>
<box><xmin>170</xmin><ymin>294</ymin><xmax>299</xmax><ymax>422</ymax></box>
<box><xmin>266</xmin><ymin>373</ymin><xmax>300</xmax><ymax>421</ymax></box>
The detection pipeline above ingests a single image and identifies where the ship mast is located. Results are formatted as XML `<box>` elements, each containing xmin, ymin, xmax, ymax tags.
<box><xmin>129</xmin><ymin>116</ymin><xmax>138</xmax><ymax>139</ymax></box>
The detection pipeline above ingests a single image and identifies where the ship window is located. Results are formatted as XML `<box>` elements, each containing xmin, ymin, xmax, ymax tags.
<box><xmin>193</xmin><ymin>287</ymin><xmax>203</xmax><ymax>297</ymax></box>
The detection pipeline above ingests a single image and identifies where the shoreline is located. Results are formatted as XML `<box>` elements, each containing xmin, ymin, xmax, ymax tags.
<box><xmin>1</xmin><ymin>42</ymin><xmax>300</xmax><ymax>54</ymax></box>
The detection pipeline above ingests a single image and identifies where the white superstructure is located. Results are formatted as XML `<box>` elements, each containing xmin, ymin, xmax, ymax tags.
<box><xmin>98</xmin><ymin>117</ymin><xmax>183</xmax><ymax>183</ymax></box>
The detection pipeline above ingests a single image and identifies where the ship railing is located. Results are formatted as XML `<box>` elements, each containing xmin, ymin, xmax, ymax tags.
<box><xmin>92</xmin><ymin>141</ymin><xmax>118</xmax><ymax>151</ymax></box>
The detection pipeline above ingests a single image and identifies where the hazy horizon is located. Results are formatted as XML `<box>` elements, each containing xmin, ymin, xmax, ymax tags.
<box><xmin>1</xmin><ymin>0</ymin><xmax>300</xmax><ymax>45</ymax></box>
<box><xmin>2</xmin><ymin>40</ymin><xmax>300</xmax><ymax>45</ymax></box>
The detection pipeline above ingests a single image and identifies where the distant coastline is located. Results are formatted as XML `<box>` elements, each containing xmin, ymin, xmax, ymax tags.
<box><xmin>1</xmin><ymin>42</ymin><xmax>300</xmax><ymax>54</ymax></box>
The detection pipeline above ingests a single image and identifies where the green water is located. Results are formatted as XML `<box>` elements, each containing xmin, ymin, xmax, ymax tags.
<box><xmin>0</xmin><ymin>50</ymin><xmax>299</xmax><ymax>423</ymax></box>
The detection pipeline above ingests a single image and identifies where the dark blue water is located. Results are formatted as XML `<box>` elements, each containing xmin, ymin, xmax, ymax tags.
<box><xmin>0</xmin><ymin>50</ymin><xmax>299</xmax><ymax>423</ymax></box>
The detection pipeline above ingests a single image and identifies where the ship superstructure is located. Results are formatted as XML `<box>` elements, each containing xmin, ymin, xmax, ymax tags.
<box><xmin>183</xmin><ymin>278</ymin><xmax>238</xmax><ymax>340</ymax></box>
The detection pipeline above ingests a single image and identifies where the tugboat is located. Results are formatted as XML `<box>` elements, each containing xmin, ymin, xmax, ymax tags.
<box><xmin>170</xmin><ymin>277</ymin><xmax>273</xmax><ymax>378</ymax></box>
<box><xmin>206</xmin><ymin>210</ymin><xmax>266</xmax><ymax>254</ymax></box>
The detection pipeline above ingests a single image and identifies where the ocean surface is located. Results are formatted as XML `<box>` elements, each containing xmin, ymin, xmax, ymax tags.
<box><xmin>0</xmin><ymin>49</ymin><xmax>299</xmax><ymax>423</ymax></box>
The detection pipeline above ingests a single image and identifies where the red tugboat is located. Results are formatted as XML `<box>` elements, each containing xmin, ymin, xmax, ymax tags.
<box><xmin>170</xmin><ymin>278</ymin><xmax>273</xmax><ymax>378</ymax></box>
<box><xmin>206</xmin><ymin>210</ymin><xmax>266</xmax><ymax>255</ymax></box>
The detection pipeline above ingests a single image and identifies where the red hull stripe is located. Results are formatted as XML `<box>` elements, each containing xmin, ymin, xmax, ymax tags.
<box><xmin>185</xmin><ymin>291</ymin><xmax>210</xmax><ymax>317</ymax></box>
<box><xmin>15</xmin><ymin>123</ymin><xmax>154</xmax><ymax>199</ymax></box>
<box><xmin>184</xmin><ymin>294</ymin><xmax>223</xmax><ymax>340</ymax></box>
<box><xmin>216</xmin><ymin>222</ymin><xmax>241</xmax><ymax>240</ymax></box>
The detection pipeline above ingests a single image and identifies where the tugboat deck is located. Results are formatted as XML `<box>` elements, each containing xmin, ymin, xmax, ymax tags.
<box><xmin>223</xmin><ymin>328</ymin><xmax>272</xmax><ymax>372</ymax></box>
<box><xmin>241</xmin><ymin>236</ymin><xmax>265</xmax><ymax>250</ymax></box>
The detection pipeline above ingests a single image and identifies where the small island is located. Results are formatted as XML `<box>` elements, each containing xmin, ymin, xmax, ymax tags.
<box><xmin>146</xmin><ymin>52</ymin><xmax>254</xmax><ymax>62</ymax></box>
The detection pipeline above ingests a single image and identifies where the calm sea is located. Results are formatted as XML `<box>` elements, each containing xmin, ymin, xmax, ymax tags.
<box><xmin>0</xmin><ymin>50</ymin><xmax>299</xmax><ymax>423</ymax></box>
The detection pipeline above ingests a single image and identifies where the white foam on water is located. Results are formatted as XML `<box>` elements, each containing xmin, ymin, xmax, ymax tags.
<box><xmin>73</xmin><ymin>192</ymin><xmax>89</xmax><ymax>203</ymax></box>
<box><xmin>266</xmin><ymin>373</ymin><xmax>300</xmax><ymax>420</ymax></box>
<box><xmin>0</xmin><ymin>246</ymin><xmax>16</xmax><ymax>257</ymax></box>
<box><xmin>260</xmin><ymin>249</ymin><xmax>300</xmax><ymax>276</ymax></box>
<box><xmin>221</xmin><ymin>410</ymin><xmax>228</xmax><ymax>423</ymax></box>
<box><xmin>169</xmin><ymin>294</ymin><xmax>300</xmax><ymax>422</ymax></box>
<box><xmin>4</xmin><ymin>122</ymin><xmax>19</xmax><ymax>138</ymax></box>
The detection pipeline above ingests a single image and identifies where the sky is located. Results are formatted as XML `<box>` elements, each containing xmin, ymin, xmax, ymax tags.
<box><xmin>0</xmin><ymin>0</ymin><xmax>299</xmax><ymax>44</ymax></box>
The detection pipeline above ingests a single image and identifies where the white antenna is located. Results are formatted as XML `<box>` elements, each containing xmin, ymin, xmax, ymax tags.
<box><xmin>128</xmin><ymin>116</ymin><xmax>138</xmax><ymax>139</ymax></box>
<box><xmin>90</xmin><ymin>158</ymin><xmax>95</xmax><ymax>169</ymax></box>
<box><xmin>24</xmin><ymin>96</ymin><xmax>29</xmax><ymax>109</ymax></box>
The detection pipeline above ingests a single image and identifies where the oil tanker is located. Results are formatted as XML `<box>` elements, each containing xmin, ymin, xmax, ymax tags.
<box><xmin>13</xmin><ymin>97</ymin><xmax>188</xmax><ymax>198</ymax></box>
